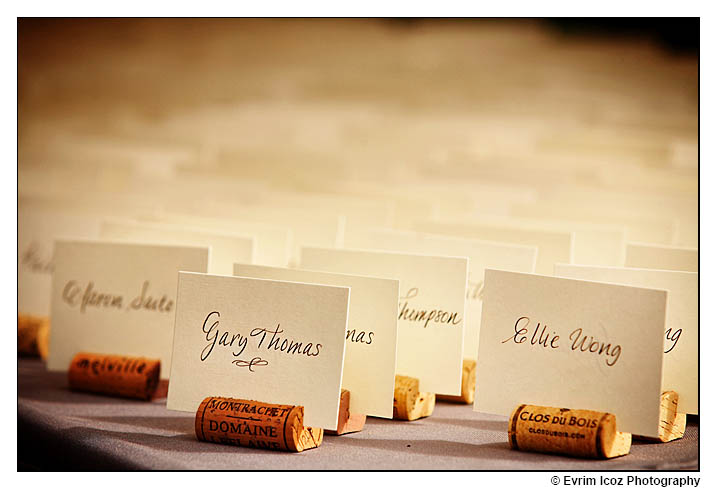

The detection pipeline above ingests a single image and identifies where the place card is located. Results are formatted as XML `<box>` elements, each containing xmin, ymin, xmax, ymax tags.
<box><xmin>554</xmin><ymin>264</ymin><xmax>698</xmax><ymax>414</ymax></box>
<box><xmin>475</xmin><ymin>269</ymin><xmax>667</xmax><ymax>437</ymax></box>
<box><xmin>413</xmin><ymin>219</ymin><xmax>572</xmax><ymax>275</ymax></box>
<box><xmin>100</xmin><ymin>219</ymin><xmax>255</xmax><ymax>275</ymax></box>
<box><xmin>47</xmin><ymin>240</ymin><xmax>209</xmax><ymax>378</ymax></box>
<box><xmin>175</xmin><ymin>203</ymin><xmax>344</xmax><ymax>266</ymax></box>
<box><xmin>139</xmin><ymin>212</ymin><xmax>292</xmax><ymax>267</ymax></box>
<box><xmin>344</xmin><ymin>228</ymin><xmax>537</xmax><ymax>359</ymax></box>
<box><xmin>167</xmin><ymin>273</ymin><xmax>350</xmax><ymax>430</ymax></box>
<box><xmin>625</xmin><ymin>242</ymin><xmax>698</xmax><ymax>272</ymax></box>
<box><xmin>510</xmin><ymin>200</ymin><xmax>675</xmax><ymax>245</ymax></box>
<box><xmin>427</xmin><ymin>213</ymin><xmax>626</xmax><ymax>267</ymax></box>
<box><xmin>301</xmin><ymin>246</ymin><xmax>468</xmax><ymax>396</ymax></box>
<box><xmin>233</xmin><ymin>263</ymin><xmax>399</xmax><ymax>418</ymax></box>
<box><xmin>570</xmin><ymin>226</ymin><xmax>627</xmax><ymax>267</ymax></box>
<box><xmin>18</xmin><ymin>208</ymin><xmax>101</xmax><ymax>316</ymax></box>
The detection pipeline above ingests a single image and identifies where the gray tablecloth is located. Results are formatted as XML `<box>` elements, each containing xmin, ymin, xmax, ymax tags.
<box><xmin>17</xmin><ymin>359</ymin><xmax>698</xmax><ymax>470</ymax></box>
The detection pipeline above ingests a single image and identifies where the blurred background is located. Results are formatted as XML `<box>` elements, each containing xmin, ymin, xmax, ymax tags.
<box><xmin>18</xmin><ymin>18</ymin><xmax>698</xmax><ymax>267</ymax></box>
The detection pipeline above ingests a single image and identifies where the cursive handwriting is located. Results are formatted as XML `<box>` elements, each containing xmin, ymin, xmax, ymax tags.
<box><xmin>61</xmin><ymin>280</ymin><xmax>174</xmax><ymax>314</ymax></box>
<box><xmin>569</xmin><ymin>328</ymin><xmax>622</xmax><ymax>367</ymax></box>
<box><xmin>346</xmin><ymin>329</ymin><xmax>374</xmax><ymax>344</ymax></box>
<box><xmin>665</xmin><ymin>327</ymin><xmax>681</xmax><ymax>354</ymax></box>
<box><xmin>502</xmin><ymin>316</ymin><xmax>622</xmax><ymax>367</ymax></box>
<box><xmin>502</xmin><ymin>316</ymin><xmax>559</xmax><ymax>349</ymax></box>
<box><xmin>251</xmin><ymin>325</ymin><xmax>322</xmax><ymax>357</ymax></box>
<box><xmin>21</xmin><ymin>242</ymin><xmax>54</xmax><ymax>273</ymax></box>
<box><xmin>398</xmin><ymin>287</ymin><xmax>462</xmax><ymax>328</ymax></box>
<box><xmin>202</xmin><ymin>311</ymin><xmax>248</xmax><ymax>361</ymax></box>
<box><xmin>200</xmin><ymin>311</ymin><xmax>323</xmax><ymax>365</ymax></box>
<box><xmin>129</xmin><ymin>281</ymin><xmax>173</xmax><ymax>312</ymax></box>
<box><xmin>232</xmin><ymin>357</ymin><xmax>269</xmax><ymax>372</ymax></box>
<box><xmin>63</xmin><ymin>280</ymin><xmax>123</xmax><ymax>313</ymax></box>
<box><xmin>466</xmin><ymin>279</ymin><xmax>484</xmax><ymax>301</ymax></box>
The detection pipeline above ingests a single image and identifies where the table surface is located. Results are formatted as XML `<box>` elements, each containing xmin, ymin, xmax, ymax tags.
<box><xmin>17</xmin><ymin>359</ymin><xmax>698</xmax><ymax>470</ymax></box>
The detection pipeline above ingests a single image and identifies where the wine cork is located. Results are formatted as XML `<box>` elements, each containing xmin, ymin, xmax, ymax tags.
<box><xmin>508</xmin><ymin>404</ymin><xmax>631</xmax><ymax>459</ymax></box>
<box><xmin>327</xmin><ymin>389</ymin><xmax>366</xmax><ymax>435</ymax></box>
<box><xmin>68</xmin><ymin>352</ymin><xmax>161</xmax><ymax>400</ymax></box>
<box><xmin>18</xmin><ymin>314</ymin><xmax>50</xmax><ymax>359</ymax></box>
<box><xmin>195</xmin><ymin>396</ymin><xmax>323</xmax><ymax>452</ymax></box>
<box><xmin>437</xmin><ymin>358</ymin><xmax>476</xmax><ymax>404</ymax></box>
<box><xmin>393</xmin><ymin>375</ymin><xmax>435</xmax><ymax>421</ymax></box>
<box><xmin>635</xmin><ymin>391</ymin><xmax>686</xmax><ymax>443</ymax></box>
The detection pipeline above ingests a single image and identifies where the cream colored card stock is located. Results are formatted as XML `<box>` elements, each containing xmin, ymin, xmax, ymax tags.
<box><xmin>167</xmin><ymin>273</ymin><xmax>349</xmax><ymax>430</ymax></box>
<box><xmin>427</xmin><ymin>213</ymin><xmax>626</xmax><ymax>267</ymax></box>
<box><xmin>301</xmin><ymin>247</ymin><xmax>468</xmax><ymax>395</ymax></box>
<box><xmin>233</xmin><ymin>264</ymin><xmax>398</xmax><ymax>418</ymax></box>
<box><xmin>554</xmin><ymin>264</ymin><xmax>698</xmax><ymax>414</ymax></box>
<box><xmin>181</xmin><ymin>204</ymin><xmax>343</xmax><ymax>266</ymax></box>
<box><xmin>100</xmin><ymin>219</ymin><xmax>255</xmax><ymax>274</ymax></box>
<box><xmin>18</xmin><ymin>209</ymin><xmax>102</xmax><ymax>315</ymax></box>
<box><xmin>625</xmin><ymin>242</ymin><xmax>698</xmax><ymax>272</ymax></box>
<box><xmin>475</xmin><ymin>270</ymin><xmax>667</xmax><ymax>437</ymax></box>
<box><xmin>139</xmin><ymin>212</ymin><xmax>293</xmax><ymax>267</ymax></box>
<box><xmin>413</xmin><ymin>220</ymin><xmax>571</xmax><ymax>275</ymax></box>
<box><xmin>48</xmin><ymin>240</ymin><xmax>209</xmax><ymax>378</ymax></box>
<box><xmin>344</xmin><ymin>228</ymin><xmax>537</xmax><ymax>359</ymax></box>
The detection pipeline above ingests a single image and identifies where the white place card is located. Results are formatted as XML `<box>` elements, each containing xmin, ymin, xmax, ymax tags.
<box><xmin>18</xmin><ymin>208</ymin><xmax>102</xmax><ymax>316</ymax></box>
<box><xmin>344</xmin><ymin>228</ymin><xmax>537</xmax><ymax>359</ymax></box>
<box><xmin>413</xmin><ymin>219</ymin><xmax>572</xmax><ymax>275</ymax></box>
<box><xmin>48</xmin><ymin>240</ymin><xmax>209</xmax><ymax>378</ymax></box>
<box><xmin>625</xmin><ymin>242</ymin><xmax>698</xmax><ymax>272</ymax></box>
<box><xmin>167</xmin><ymin>273</ymin><xmax>350</xmax><ymax>430</ymax></box>
<box><xmin>233</xmin><ymin>263</ymin><xmax>399</xmax><ymax>418</ymax></box>
<box><xmin>100</xmin><ymin>219</ymin><xmax>255</xmax><ymax>275</ymax></box>
<box><xmin>475</xmin><ymin>269</ymin><xmax>668</xmax><ymax>437</ymax></box>
<box><xmin>554</xmin><ymin>263</ymin><xmax>698</xmax><ymax>414</ymax></box>
<box><xmin>301</xmin><ymin>246</ymin><xmax>468</xmax><ymax>396</ymax></box>
<box><xmin>139</xmin><ymin>212</ymin><xmax>292</xmax><ymax>268</ymax></box>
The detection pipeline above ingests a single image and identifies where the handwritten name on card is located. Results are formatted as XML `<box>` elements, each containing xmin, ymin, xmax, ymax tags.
<box><xmin>18</xmin><ymin>209</ymin><xmax>101</xmax><ymax>315</ymax></box>
<box><xmin>167</xmin><ymin>273</ymin><xmax>349</xmax><ymax>430</ymax></box>
<box><xmin>47</xmin><ymin>240</ymin><xmax>209</xmax><ymax>378</ymax></box>
<box><xmin>233</xmin><ymin>263</ymin><xmax>399</xmax><ymax>418</ymax></box>
<box><xmin>475</xmin><ymin>270</ymin><xmax>667</xmax><ymax>437</ymax></box>
<box><xmin>344</xmin><ymin>228</ymin><xmax>537</xmax><ymax>359</ymax></box>
<box><xmin>300</xmin><ymin>246</ymin><xmax>467</xmax><ymax>396</ymax></box>
<box><xmin>554</xmin><ymin>263</ymin><xmax>698</xmax><ymax>414</ymax></box>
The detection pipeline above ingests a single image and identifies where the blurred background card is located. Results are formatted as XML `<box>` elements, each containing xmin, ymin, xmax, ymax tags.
<box><xmin>625</xmin><ymin>242</ymin><xmax>698</xmax><ymax>272</ymax></box>
<box><xmin>414</xmin><ymin>219</ymin><xmax>571</xmax><ymax>275</ymax></box>
<box><xmin>100</xmin><ymin>219</ymin><xmax>255</xmax><ymax>274</ymax></box>
<box><xmin>18</xmin><ymin>208</ymin><xmax>101</xmax><ymax>316</ymax></box>
<box><xmin>48</xmin><ymin>240</ymin><xmax>209</xmax><ymax>378</ymax></box>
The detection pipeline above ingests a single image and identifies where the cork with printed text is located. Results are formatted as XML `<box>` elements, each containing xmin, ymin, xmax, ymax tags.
<box><xmin>68</xmin><ymin>352</ymin><xmax>161</xmax><ymax>400</ymax></box>
<box><xmin>508</xmin><ymin>404</ymin><xmax>631</xmax><ymax>459</ymax></box>
<box><xmin>195</xmin><ymin>396</ymin><xmax>323</xmax><ymax>452</ymax></box>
